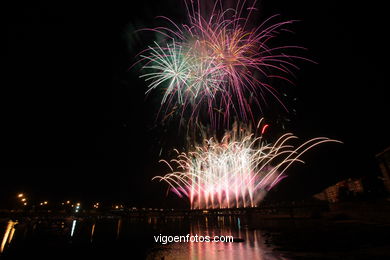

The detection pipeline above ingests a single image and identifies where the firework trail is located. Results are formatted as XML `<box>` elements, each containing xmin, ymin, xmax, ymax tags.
<box><xmin>152</xmin><ymin>119</ymin><xmax>342</xmax><ymax>209</ymax></box>
<box><xmin>136</xmin><ymin>0</ymin><xmax>309</xmax><ymax>128</ymax></box>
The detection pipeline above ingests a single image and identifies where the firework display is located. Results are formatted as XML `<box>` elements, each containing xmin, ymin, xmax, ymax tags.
<box><xmin>152</xmin><ymin>121</ymin><xmax>341</xmax><ymax>209</ymax></box>
<box><xmin>136</xmin><ymin>0</ymin><xmax>308</xmax><ymax>126</ymax></box>
<box><xmin>134</xmin><ymin>0</ymin><xmax>341</xmax><ymax>209</ymax></box>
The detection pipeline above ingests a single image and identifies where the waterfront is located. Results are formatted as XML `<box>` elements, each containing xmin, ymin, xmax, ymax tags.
<box><xmin>1</xmin><ymin>213</ymin><xmax>390</xmax><ymax>260</ymax></box>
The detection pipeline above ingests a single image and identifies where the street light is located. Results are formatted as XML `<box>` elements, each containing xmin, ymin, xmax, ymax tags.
<box><xmin>16</xmin><ymin>193</ymin><xmax>28</xmax><ymax>208</ymax></box>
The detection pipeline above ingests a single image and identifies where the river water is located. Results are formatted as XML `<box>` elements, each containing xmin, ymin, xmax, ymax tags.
<box><xmin>1</xmin><ymin>215</ymin><xmax>389</xmax><ymax>259</ymax></box>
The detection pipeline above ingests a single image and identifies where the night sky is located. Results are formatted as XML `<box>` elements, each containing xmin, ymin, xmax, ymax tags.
<box><xmin>3</xmin><ymin>0</ymin><xmax>389</xmax><ymax>207</ymax></box>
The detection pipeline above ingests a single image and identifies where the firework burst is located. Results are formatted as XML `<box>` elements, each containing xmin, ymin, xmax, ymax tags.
<box><xmin>136</xmin><ymin>0</ymin><xmax>309</xmax><ymax>127</ymax></box>
<box><xmin>152</xmin><ymin>120</ymin><xmax>341</xmax><ymax>209</ymax></box>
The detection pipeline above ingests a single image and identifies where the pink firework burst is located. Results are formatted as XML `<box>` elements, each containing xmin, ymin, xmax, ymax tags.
<box><xmin>136</xmin><ymin>0</ymin><xmax>311</xmax><ymax>128</ymax></box>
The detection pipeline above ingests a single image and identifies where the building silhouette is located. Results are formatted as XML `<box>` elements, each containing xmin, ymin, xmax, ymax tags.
<box><xmin>376</xmin><ymin>146</ymin><xmax>390</xmax><ymax>193</ymax></box>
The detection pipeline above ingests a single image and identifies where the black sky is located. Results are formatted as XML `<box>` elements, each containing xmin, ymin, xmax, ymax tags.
<box><xmin>3</xmin><ymin>0</ymin><xmax>389</xmax><ymax>207</ymax></box>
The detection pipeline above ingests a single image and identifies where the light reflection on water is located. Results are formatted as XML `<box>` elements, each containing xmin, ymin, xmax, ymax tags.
<box><xmin>70</xmin><ymin>219</ymin><xmax>77</xmax><ymax>237</ymax></box>
<box><xmin>0</xmin><ymin>216</ymin><xmax>287</xmax><ymax>259</ymax></box>
<box><xmin>1</xmin><ymin>220</ymin><xmax>18</xmax><ymax>253</ymax></box>
<box><xmin>147</xmin><ymin>217</ymin><xmax>287</xmax><ymax>260</ymax></box>
<box><xmin>90</xmin><ymin>223</ymin><xmax>96</xmax><ymax>243</ymax></box>
<box><xmin>147</xmin><ymin>229</ymin><xmax>279</xmax><ymax>260</ymax></box>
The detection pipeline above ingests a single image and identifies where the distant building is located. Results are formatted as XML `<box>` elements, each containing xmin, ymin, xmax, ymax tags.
<box><xmin>314</xmin><ymin>178</ymin><xmax>364</xmax><ymax>203</ymax></box>
<box><xmin>376</xmin><ymin>146</ymin><xmax>390</xmax><ymax>193</ymax></box>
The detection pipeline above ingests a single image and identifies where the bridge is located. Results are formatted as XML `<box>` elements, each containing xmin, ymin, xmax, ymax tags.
<box><xmin>1</xmin><ymin>201</ymin><xmax>329</xmax><ymax>221</ymax></box>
